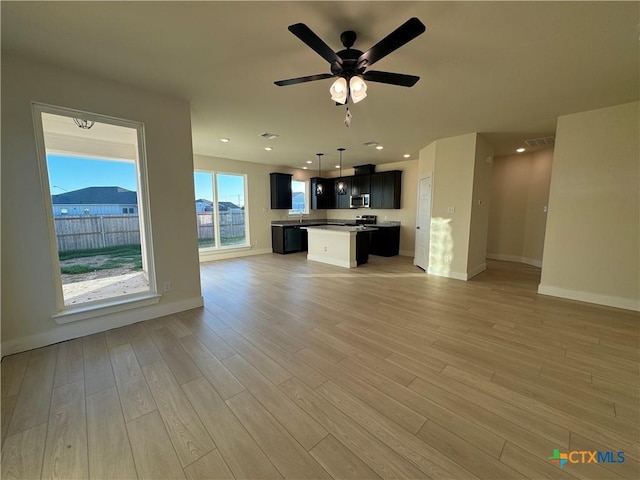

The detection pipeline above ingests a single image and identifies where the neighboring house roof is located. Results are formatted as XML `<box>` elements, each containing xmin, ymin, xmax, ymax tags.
<box><xmin>218</xmin><ymin>201</ymin><xmax>241</xmax><ymax>211</ymax></box>
<box><xmin>196</xmin><ymin>199</ymin><xmax>213</xmax><ymax>205</ymax></box>
<box><xmin>52</xmin><ymin>186</ymin><xmax>137</xmax><ymax>205</ymax></box>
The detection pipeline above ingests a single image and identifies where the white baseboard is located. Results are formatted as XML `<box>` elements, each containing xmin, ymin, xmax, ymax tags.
<box><xmin>538</xmin><ymin>285</ymin><xmax>640</xmax><ymax>312</ymax></box>
<box><xmin>486</xmin><ymin>253</ymin><xmax>542</xmax><ymax>268</ymax></box>
<box><xmin>427</xmin><ymin>267</ymin><xmax>468</xmax><ymax>281</ymax></box>
<box><xmin>200</xmin><ymin>247</ymin><xmax>271</xmax><ymax>262</ymax></box>
<box><xmin>307</xmin><ymin>254</ymin><xmax>356</xmax><ymax>269</ymax></box>
<box><xmin>427</xmin><ymin>263</ymin><xmax>486</xmax><ymax>281</ymax></box>
<box><xmin>466</xmin><ymin>263</ymin><xmax>487</xmax><ymax>280</ymax></box>
<box><xmin>1</xmin><ymin>296</ymin><xmax>204</xmax><ymax>357</ymax></box>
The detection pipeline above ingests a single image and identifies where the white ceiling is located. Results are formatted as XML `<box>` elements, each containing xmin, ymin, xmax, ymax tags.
<box><xmin>2</xmin><ymin>1</ymin><xmax>638</xmax><ymax>170</ymax></box>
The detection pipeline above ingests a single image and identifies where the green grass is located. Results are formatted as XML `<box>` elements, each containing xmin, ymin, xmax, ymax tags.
<box><xmin>59</xmin><ymin>244</ymin><xmax>142</xmax><ymax>275</ymax></box>
<box><xmin>198</xmin><ymin>238</ymin><xmax>215</xmax><ymax>248</ymax></box>
<box><xmin>58</xmin><ymin>244</ymin><xmax>142</xmax><ymax>261</ymax></box>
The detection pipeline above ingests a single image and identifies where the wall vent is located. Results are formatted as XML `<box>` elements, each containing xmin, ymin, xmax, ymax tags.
<box><xmin>525</xmin><ymin>136</ymin><xmax>555</xmax><ymax>147</ymax></box>
<box><xmin>259</xmin><ymin>132</ymin><xmax>279</xmax><ymax>140</ymax></box>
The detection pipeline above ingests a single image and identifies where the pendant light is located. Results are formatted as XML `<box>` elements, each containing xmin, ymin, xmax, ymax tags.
<box><xmin>336</xmin><ymin>148</ymin><xmax>347</xmax><ymax>195</ymax></box>
<box><xmin>315</xmin><ymin>153</ymin><xmax>324</xmax><ymax>196</ymax></box>
<box><xmin>73</xmin><ymin>118</ymin><xmax>95</xmax><ymax>129</ymax></box>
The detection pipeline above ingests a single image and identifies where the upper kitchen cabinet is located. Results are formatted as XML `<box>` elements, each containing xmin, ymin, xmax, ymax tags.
<box><xmin>351</xmin><ymin>175</ymin><xmax>371</xmax><ymax>195</ymax></box>
<box><xmin>334</xmin><ymin>177</ymin><xmax>352</xmax><ymax>209</ymax></box>
<box><xmin>310</xmin><ymin>177</ymin><xmax>334</xmax><ymax>209</ymax></box>
<box><xmin>370</xmin><ymin>171</ymin><xmax>402</xmax><ymax>209</ymax></box>
<box><xmin>270</xmin><ymin>172</ymin><xmax>292</xmax><ymax>209</ymax></box>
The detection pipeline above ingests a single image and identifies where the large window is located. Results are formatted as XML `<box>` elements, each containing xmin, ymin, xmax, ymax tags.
<box><xmin>194</xmin><ymin>171</ymin><xmax>248</xmax><ymax>249</ymax></box>
<box><xmin>290</xmin><ymin>179</ymin><xmax>309</xmax><ymax>214</ymax></box>
<box><xmin>33</xmin><ymin>105</ymin><xmax>156</xmax><ymax>313</ymax></box>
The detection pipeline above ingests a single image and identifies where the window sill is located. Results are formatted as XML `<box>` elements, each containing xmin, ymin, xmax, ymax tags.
<box><xmin>198</xmin><ymin>244</ymin><xmax>250</xmax><ymax>253</ymax></box>
<box><xmin>52</xmin><ymin>292</ymin><xmax>161</xmax><ymax>324</ymax></box>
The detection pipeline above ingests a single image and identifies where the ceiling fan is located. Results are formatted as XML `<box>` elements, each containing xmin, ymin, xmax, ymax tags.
<box><xmin>274</xmin><ymin>18</ymin><xmax>426</xmax><ymax>105</ymax></box>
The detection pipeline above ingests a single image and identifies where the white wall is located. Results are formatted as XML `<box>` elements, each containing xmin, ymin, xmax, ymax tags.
<box><xmin>487</xmin><ymin>148</ymin><xmax>553</xmax><ymax>267</ymax></box>
<box><xmin>466</xmin><ymin>135</ymin><xmax>493</xmax><ymax>277</ymax></box>
<box><xmin>1</xmin><ymin>54</ymin><xmax>203</xmax><ymax>355</ymax></box>
<box><xmin>539</xmin><ymin>102</ymin><xmax>640</xmax><ymax>311</ymax></box>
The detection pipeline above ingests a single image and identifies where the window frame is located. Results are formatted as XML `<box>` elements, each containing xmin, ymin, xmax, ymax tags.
<box><xmin>289</xmin><ymin>179</ymin><xmax>309</xmax><ymax>215</ymax></box>
<box><xmin>194</xmin><ymin>169</ymin><xmax>250</xmax><ymax>251</ymax></box>
<box><xmin>32</xmin><ymin>102</ymin><xmax>159</xmax><ymax>321</ymax></box>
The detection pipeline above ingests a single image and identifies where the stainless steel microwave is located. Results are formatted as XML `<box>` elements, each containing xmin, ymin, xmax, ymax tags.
<box><xmin>350</xmin><ymin>193</ymin><xmax>370</xmax><ymax>208</ymax></box>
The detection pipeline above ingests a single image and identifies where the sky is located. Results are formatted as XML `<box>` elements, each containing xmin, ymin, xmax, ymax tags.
<box><xmin>47</xmin><ymin>155</ymin><xmax>245</xmax><ymax>207</ymax></box>
<box><xmin>47</xmin><ymin>155</ymin><xmax>137</xmax><ymax>193</ymax></box>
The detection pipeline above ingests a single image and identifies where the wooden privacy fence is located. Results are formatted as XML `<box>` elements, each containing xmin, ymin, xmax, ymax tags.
<box><xmin>54</xmin><ymin>212</ymin><xmax>247</xmax><ymax>252</ymax></box>
<box><xmin>196</xmin><ymin>211</ymin><xmax>246</xmax><ymax>243</ymax></box>
<box><xmin>54</xmin><ymin>214</ymin><xmax>140</xmax><ymax>251</ymax></box>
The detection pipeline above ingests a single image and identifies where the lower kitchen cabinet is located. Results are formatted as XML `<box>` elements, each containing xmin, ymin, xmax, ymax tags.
<box><xmin>271</xmin><ymin>225</ymin><xmax>308</xmax><ymax>254</ymax></box>
<box><xmin>355</xmin><ymin>231</ymin><xmax>371</xmax><ymax>265</ymax></box>
<box><xmin>369</xmin><ymin>225</ymin><xmax>401</xmax><ymax>257</ymax></box>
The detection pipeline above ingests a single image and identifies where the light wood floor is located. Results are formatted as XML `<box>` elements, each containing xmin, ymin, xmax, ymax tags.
<box><xmin>2</xmin><ymin>254</ymin><xmax>638</xmax><ymax>479</ymax></box>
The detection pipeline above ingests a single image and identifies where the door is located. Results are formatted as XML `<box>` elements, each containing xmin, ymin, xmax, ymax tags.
<box><xmin>415</xmin><ymin>177</ymin><xmax>432</xmax><ymax>270</ymax></box>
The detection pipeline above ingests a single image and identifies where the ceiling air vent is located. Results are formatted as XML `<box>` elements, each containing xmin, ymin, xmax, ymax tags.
<box><xmin>525</xmin><ymin>136</ymin><xmax>555</xmax><ymax>148</ymax></box>
<box><xmin>362</xmin><ymin>141</ymin><xmax>378</xmax><ymax>147</ymax></box>
<box><xmin>259</xmin><ymin>132</ymin><xmax>279</xmax><ymax>140</ymax></box>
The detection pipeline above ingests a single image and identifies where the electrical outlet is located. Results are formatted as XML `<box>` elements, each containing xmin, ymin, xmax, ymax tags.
<box><xmin>444</xmin><ymin>255</ymin><xmax>452</xmax><ymax>264</ymax></box>
<box><xmin>163</xmin><ymin>281</ymin><xmax>171</xmax><ymax>293</ymax></box>
<box><xmin>323</xmin><ymin>246</ymin><xmax>328</xmax><ymax>252</ymax></box>
<box><xmin>447</xmin><ymin>206</ymin><xmax>455</xmax><ymax>214</ymax></box>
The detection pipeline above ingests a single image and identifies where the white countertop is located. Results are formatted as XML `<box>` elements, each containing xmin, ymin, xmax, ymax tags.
<box><xmin>302</xmin><ymin>225</ymin><xmax>378</xmax><ymax>233</ymax></box>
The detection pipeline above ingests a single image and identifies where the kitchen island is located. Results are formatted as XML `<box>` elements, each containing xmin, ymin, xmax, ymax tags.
<box><xmin>302</xmin><ymin>225</ymin><xmax>377</xmax><ymax>268</ymax></box>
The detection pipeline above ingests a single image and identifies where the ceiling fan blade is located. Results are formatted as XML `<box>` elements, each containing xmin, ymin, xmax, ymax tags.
<box><xmin>357</xmin><ymin>17</ymin><xmax>426</xmax><ymax>68</ymax></box>
<box><xmin>274</xmin><ymin>73</ymin><xmax>334</xmax><ymax>86</ymax></box>
<box><xmin>288</xmin><ymin>23</ymin><xmax>342</xmax><ymax>66</ymax></box>
<box><xmin>363</xmin><ymin>71</ymin><xmax>420</xmax><ymax>87</ymax></box>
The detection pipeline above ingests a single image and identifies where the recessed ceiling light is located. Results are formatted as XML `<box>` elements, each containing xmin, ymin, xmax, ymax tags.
<box><xmin>306</xmin><ymin>160</ymin><xmax>313</xmax><ymax>164</ymax></box>
<box><xmin>220</xmin><ymin>138</ymin><xmax>230</xmax><ymax>143</ymax></box>
<box><xmin>302</xmin><ymin>167</ymin><xmax>308</xmax><ymax>170</ymax></box>
<box><xmin>403</xmin><ymin>154</ymin><xmax>411</xmax><ymax>158</ymax></box>
<box><xmin>516</xmin><ymin>147</ymin><xmax>526</xmax><ymax>153</ymax></box>
<box><xmin>376</xmin><ymin>145</ymin><xmax>384</xmax><ymax>150</ymax></box>
<box><xmin>265</xmin><ymin>146</ymin><xmax>273</xmax><ymax>151</ymax></box>
<box><xmin>335</xmin><ymin>165</ymin><xmax>340</xmax><ymax>168</ymax></box>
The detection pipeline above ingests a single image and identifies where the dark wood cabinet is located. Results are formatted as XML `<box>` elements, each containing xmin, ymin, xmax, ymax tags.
<box><xmin>370</xmin><ymin>171</ymin><xmax>402</xmax><ymax>209</ymax></box>
<box><xmin>370</xmin><ymin>225</ymin><xmax>401</xmax><ymax>257</ymax></box>
<box><xmin>355</xmin><ymin>231</ymin><xmax>371</xmax><ymax>265</ymax></box>
<box><xmin>311</xmin><ymin>170</ymin><xmax>401</xmax><ymax>210</ymax></box>
<box><xmin>351</xmin><ymin>175</ymin><xmax>371</xmax><ymax>195</ymax></box>
<box><xmin>270</xmin><ymin>173</ymin><xmax>292</xmax><ymax>209</ymax></box>
<box><xmin>310</xmin><ymin>177</ymin><xmax>334</xmax><ymax>209</ymax></box>
<box><xmin>334</xmin><ymin>177</ymin><xmax>352</xmax><ymax>209</ymax></box>
<box><xmin>271</xmin><ymin>225</ymin><xmax>307</xmax><ymax>254</ymax></box>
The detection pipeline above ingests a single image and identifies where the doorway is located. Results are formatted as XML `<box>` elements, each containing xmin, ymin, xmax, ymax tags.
<box><xmin>415</xmin><ymin>176</ymin><xmax>432</xmax><ymax>271</ymax></box>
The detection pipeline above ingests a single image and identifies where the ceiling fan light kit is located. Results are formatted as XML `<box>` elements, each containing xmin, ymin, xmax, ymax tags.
<box><xmin>275</xmin><ymin>17</ymin><xmax>426</xmax><ymax>106</ymax></box>
<box><xmin>330</xmin><ymin>77</ymin><xmax>348</xmax><ymax>104</ymax></box>
<box><xmin>349</xmin><ymin>76</ymin><xmax>367</xmax><ymax>103</ymax></box>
